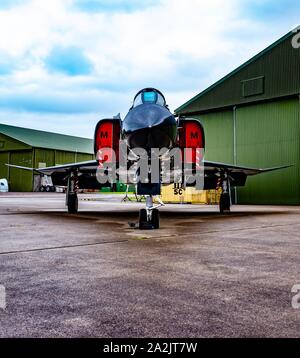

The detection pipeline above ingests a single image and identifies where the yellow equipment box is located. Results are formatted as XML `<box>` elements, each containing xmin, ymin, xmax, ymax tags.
<box><xmin>160</xmin><ymin>184</ymin><xmax>220</xmax><ymax>204</ymax></box>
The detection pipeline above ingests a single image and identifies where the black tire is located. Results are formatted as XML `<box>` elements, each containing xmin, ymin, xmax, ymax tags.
<box><xmin>151</xmin><ymin>209</ymin><xmax>160</xmax><ymax>229</ymax></box>
<box><xmin>45</xmin><ymin>186</ymin><xmax>50</xmax><ymax>192</ymax></box>
<box><xmin>40</xmin><ymin>186</ymin><xmax>45</xmax><ymax>192</ymax></box>
<box><xmin>67</xmin><ymin>194</ymin><xmax>78</xmax><ymax>213</ymax></box>
<box><xmin>219</xmin><ymin>193</ymin><xmax>231</xmax><ymax>213</ymax></box>
<box><xmin>139</xmin><ymin>208</ymin><xmax>148</xmax><ymax>229</ymax></box>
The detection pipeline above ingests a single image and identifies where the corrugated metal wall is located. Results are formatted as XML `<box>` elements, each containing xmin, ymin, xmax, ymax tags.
<box><xmin>0</xmin><ymin>133</ymin><xmax>31</xmax><ymax>151</ymax></box>
<box><xmin>196</xmin><ymin>110</ymin><xmax>233</xmax><ymax>163</ymax></box>
<box><xmin>236</xmin><ymin>98</ymin><xmax>300</xmax><ymax>204</ymax></box>
<box><xmin>10</xmin><ymin>150</ymin><xmax>33</xmax><ymax>192</ymax></box>
<box><xmin>197</xmin><ymin>97</ymin><xmax>300</xmax><ymax>204</ymax></box>
<box><xmin>0</xmin><ymin>134</ymin><xmax>33</xmax><ymax>191</ymax></box>
<box><xmin>0</xmin><ymin>133</ymin><xmax>94</xmax><ymax>191</ymax></box>
<box><xmin>55</xmin><ymin>150</ymin><xmax>75</xmax><ymax>165</ymax></box>
<box><xmin>34</xmin><ymin>148</ymin><xmax>55</xmax><ymax>168</ymax></box>
<box><xmin>54</xmin><ymin>150</ymin><xmax>93</xmax><ymax>165</ymax></box>
<box><xmin>0</xmin><ymin>152</ymin><xmax>9</xmax><ymax>179</ymax></box>
<box><xmin>76</xmin><ymin>153</ymin><xmax>94</xmax><ymax>162</ymax></box>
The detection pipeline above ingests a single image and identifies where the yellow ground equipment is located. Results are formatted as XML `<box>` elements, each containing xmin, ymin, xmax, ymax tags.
<box><xmin>160</xmin><ymin>184</ymin><xmax>221</xmax><ymax>204</ymax></box>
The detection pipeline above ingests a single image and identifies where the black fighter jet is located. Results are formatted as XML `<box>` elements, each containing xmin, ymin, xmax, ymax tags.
<box><xmin>8</xmin><ymin>88</ymin><xmax>289</xmax><ymax>229</ymax></box>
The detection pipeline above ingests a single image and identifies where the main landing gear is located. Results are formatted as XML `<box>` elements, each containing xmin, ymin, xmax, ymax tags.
<box><xmin>219</xmin><ymin>192</ymin><xmax>231</xmax><ymax>213</ymax></box>
<box><xmin>139</xmin><ymin>196</ymin><xmax>164</xmax><ymax>229</ymax></box>
<box><xmin>66</xmin><ymin>170</ymin><xmax>79</xmax><ymax>213</ymax></box>
<box><xmin>219</xmin><ymin>172</ymin><xmax>231</xmax><ymax>214</ymax></box>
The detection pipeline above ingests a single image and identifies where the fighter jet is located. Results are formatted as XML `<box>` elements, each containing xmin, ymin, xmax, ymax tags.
<box><xmin>8</xmin><ymin>88</ymin><xmax>289</xmax><ymax>229</ymax></box>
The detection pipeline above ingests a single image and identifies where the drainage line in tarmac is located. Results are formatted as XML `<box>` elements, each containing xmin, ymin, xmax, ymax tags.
<box><xmin>0</xmin><ymin>239</ymin><xmax>128</xmax><ymax>256</ymax></box>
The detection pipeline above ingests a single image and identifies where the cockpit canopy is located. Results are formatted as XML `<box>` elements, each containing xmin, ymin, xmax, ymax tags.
<box><xmin>133</xmin><ymin>88</ymin><xmax>166</xmax><ymax>108</ymax></box>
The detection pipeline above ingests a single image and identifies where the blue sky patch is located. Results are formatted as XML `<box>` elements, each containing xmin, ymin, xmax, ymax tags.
<box><xmin>0</xmin><ymin>0</ymin><xmax>27</xmax><ymax>10</ymax></box>
<box><xmin>45</xmin><ymin>46</ymin><xmax>94</xmax><ymax>76</ymax></box>
<box><xmin>72</xmin><ymin>0</ymin><xmax>160</xmax><ymax>13</ymax></box>
<box><xmin>242</xmin><ymin>0</ymin><xmax>299</xmax><ymax>21</ymax></box>
<box><xmin>0</xmin><ymin>53</ymin><xmax>16</xmax><ymax>75</ymax></box>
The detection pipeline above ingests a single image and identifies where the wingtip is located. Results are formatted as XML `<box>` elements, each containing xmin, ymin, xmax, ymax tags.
<box><xmin>260</xmin><ymin>164</ymin><xmax>294</xmax><ymax>172</ymax></box>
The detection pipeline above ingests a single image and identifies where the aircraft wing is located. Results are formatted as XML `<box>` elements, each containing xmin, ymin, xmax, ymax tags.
<box><xmin>6</xmin><ymin>160</ymin><xmax>99</xmax><ymax>175</ymax></box>
<box><xmin>202</xmin><ymin>160</ymin><xmax>291</xmax><ymax>189</ymax></box>
<box><xmin>6</xmin><ymin>160</ymin><xmax>291</xmax><ymax>189</ymax></box>
<box><xmin>203</xmin><ymin>161</ymin><xmax>291</xmax><ymax>175</ymax></box>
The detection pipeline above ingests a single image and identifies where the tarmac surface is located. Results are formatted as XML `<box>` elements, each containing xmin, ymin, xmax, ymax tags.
<box><xmin>0</xmin><ymin>192</ymin><xmax>299</xmax><ymax>337</ymax></box>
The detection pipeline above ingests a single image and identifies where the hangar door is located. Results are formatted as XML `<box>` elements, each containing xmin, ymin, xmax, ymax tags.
<box><xmin>10</xmin><ymin>151</ymin><xmax>33</xmax><ymax>192</ymax></box>
<box><xmin>0</xmin><ymin>152</ymin><xmax>9</xmax><ymax>180</ymax></box>
<box><xmin>236</xmin><ymin>98</ymin><xmax>300</xmax><ymax>205</ymax></box>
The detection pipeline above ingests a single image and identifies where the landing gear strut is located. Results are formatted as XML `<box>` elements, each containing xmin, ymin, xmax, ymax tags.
<box><xmin>66</xmin><ymin>170</ymin><xmax>79</xmax><ymax>213</ymax></box>
<box><xmin>122</xmin><ymin>184</ymin><xmax>145</xmax><ymax>203</ymax></box>
<box><xmin>138</xmin><ymin>196</ymin><xmax>164</xmax><ymax>229</ymax></box>
<box><xmin>219</xmin><ymin>172</ymin><xmax>231</xmax><ymax>213</ymax></box>
<box><xmin>219</xmin><ymin>192</ymin><xmax>231</xmax><ymax>213</ymax></box>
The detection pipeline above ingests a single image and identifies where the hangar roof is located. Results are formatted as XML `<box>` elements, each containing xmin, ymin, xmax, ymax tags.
<box><xmin>176</xmin><ymin>31</ymin><xmax>299</xmax><ymax>115</ymax></box>
<box><xmin>0</xmin><ymin>123</ymin><xmax>94</xmax><ymax>154</ymax></box>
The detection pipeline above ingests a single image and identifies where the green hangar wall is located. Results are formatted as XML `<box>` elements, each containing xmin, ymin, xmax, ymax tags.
<box><xmin>176</xmin><ymin>31</ymin><xmax>300</xmax><ymax>205</ymax></box>
<box><xmin>0</xmin><ymin>124</ymin><xmax>94</xmax><ymax>192</ymax></box>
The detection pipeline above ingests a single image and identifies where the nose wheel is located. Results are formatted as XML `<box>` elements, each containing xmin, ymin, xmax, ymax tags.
<box><xmin>138</xmin><ymin>196</ymin><xmax>163</xmax><ymax>229</ymax></box>
<box><xmin>139</xmin><ymin>208</ymin><xmax>160</xmax><ymax>229</ymax></box>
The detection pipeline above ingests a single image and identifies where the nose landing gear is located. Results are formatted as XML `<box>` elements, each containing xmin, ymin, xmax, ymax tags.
<box><xmin>139</xmin><ymin>196</ymin><xmax>164</xmax><ymax>229</ymax></box>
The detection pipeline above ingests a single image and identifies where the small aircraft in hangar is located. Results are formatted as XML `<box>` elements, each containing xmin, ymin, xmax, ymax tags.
<box><xmin>8</xmin><ymin>88</ymin><xmax>289</xmax><ymax>229</ymax></box>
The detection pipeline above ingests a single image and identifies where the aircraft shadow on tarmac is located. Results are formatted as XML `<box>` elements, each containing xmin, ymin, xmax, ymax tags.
<box><xmin>6</xmin><ymin>208</ymin><xmax>292</xmax><ymax>221</ymax></box>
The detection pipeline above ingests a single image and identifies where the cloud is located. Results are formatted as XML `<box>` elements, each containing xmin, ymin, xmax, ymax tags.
<box><xmin>0</xmin><ymin>0</ymin><xmax>298</xmax><ymax>136</ymax></box>
<box><xmin>0</xmin><ymin>92</ymin><xmax>96</xmax><ymax>114</ymax></box>
<box><xmin>0</xmin><ymin>80</ymin><xmax>130</xmax><ymax>114</ymax></box>
<box><xmin>45</xmin><ymin>46</ymin><xmax>94</xmax><ymax>76</ymax></box>
<box><xmin>72</xmin><ymin>0</ymin><xmax>161</xmax><ymax>13</ymax></box>
<box><xmin>0</xmin><ymin>110</ymin><xmax>100</xmax><ymax>137</ymax></box>
<box><xmin>0</xmin><ymin>53</ymin><xmax>16</xmax><ymax>75</ymax></box>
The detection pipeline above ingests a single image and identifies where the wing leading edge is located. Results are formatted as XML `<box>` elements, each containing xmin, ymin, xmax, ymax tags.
<box><xmin>6</xmin><ymin>160</ymin><xmax>99</xmax><ymax>175</ymax></box>
<box><xmin>201</xmin><ymin>161</ymin><xmax>292</xmax><ymax>190</ymax></box>
<box><xmin>204</xmin><ymin>161</ymin><xmax>291</xmax><ymax>175</ymax></box>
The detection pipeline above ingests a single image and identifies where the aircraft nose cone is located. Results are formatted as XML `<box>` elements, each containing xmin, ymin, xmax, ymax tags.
<box><xmin>122</xmin><ymin>103</ymin><xmax>174</xmax><ymax>132</ymax></box>
<box><xmin>122</xmin><ymin>103</ymin><xmax>177</xmax><ymax>150</ymax></box>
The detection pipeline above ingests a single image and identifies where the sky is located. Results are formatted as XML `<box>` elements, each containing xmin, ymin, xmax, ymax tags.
<box><xmin>0</xmin><ymin>0</ymin><xmax>298</xmax><ymax>138</ymax></box>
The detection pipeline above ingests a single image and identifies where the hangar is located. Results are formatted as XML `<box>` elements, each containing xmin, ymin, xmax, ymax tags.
<box><xmin>176</xmin><ymin>31</ymin><xmax>300</xmax><ymax>205</ymax></box>
<box><xmin>0</xmin><ymin>123</ymin><xmax>94</xmax><ymax>192</ymax></box>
